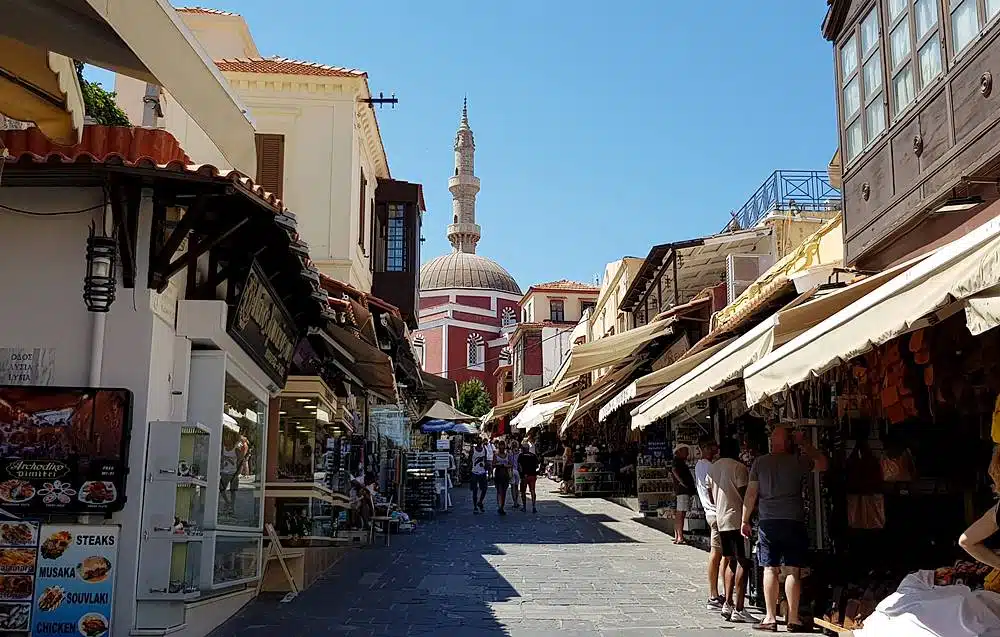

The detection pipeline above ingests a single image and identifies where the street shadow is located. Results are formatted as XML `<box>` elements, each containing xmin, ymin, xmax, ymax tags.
<box><xmin>208</xmin><ymin>484</ymin><xmax>639</xmax><ymax>637</ymax></box>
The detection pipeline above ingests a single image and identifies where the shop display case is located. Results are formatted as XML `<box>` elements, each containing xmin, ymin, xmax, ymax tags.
<box><xmin>137</xmin><ymin>421</ymin><xmax>211</xmax><ymax>601</ymax></box>
<box><xmin>204</xmin><ymin>532</ymin><xmax>261</xmax><ymax>589</ymax></box>
<box><xmin>573</xmin><ymin>462</ymin><xmax>617</xmax><ymax>496</ymax></box>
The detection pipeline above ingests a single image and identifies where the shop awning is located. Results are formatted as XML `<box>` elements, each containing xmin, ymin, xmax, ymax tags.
<box><xmin>420</xmin><ymin>401</ymin><xmax>477</xmax><ymax>423</ymax></box>
<box><xmin>711</xmin><ymin>215</ymin><xmax>843</xmax><ymax>333</ymax></box>
<box><xmin>553</xmin><ymin>316</ymin><xmax>676</xmax><ymax>385</ymax></box>
<box><xmin>418</xmin><ymin>371</ymin><xmax>458</xmax><ymax>404</ymax></box>
<box><xmin>743</xmin><ymin>216</ymin><xmax>1000</xmax><ymax>406</ymax></box>
<box><xmin>631</xmin><ymin>257</ymin><xmax>927</xmax><ymax>429</ymax></box>
<box><xmin>0</xmin><ymin>0</ymin><xmax>257</xmax><ymax>174</ymax></box>
<box><xmin>0</xmin><ymin>37</ymin><xmax>84</xmax><ymax>145</ymax></box>
<box><xmin>511</xmin><ymin>397</ymin><xmax>569</xmax><ymax>430</ymax></box>
<box><xmin>560</xmin><ymin>362</ymin><xmax>641</xmax><ymax>433</ymax></box>
<box><xmin>310</xmin><ymin>325</ymin><xmax>397</xmax><ymax>402</ymax></box>
<box><xmin>599</xmin><ymin>338</ymin><xmax>734</xmax><ymax>422</ymax></box>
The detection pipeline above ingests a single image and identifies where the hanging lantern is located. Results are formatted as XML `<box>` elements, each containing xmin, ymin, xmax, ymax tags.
<box><xmin>84</xmin><ymin>224</ymin><xmax>118</xmax><ymax>312</ymax></box>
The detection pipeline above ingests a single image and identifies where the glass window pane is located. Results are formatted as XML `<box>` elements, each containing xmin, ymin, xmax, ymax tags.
<box><xmin>891</xmin><ymin>20</ymin><xmax>911</xmax><ymax>68</ymax></box>
<box><xmin>841</xmin><ymin>37</ymin><xmax>858</xmax><ymax>82</ymax></box>
<box><xmin>893</xmin><ymin>66</ymin><xmax>916</xmax><ymax>114</ymax></box>
<box><xmin>861</xmin><ymin>10</ymin><xmax>880</xmax><ymax>54</ymax></box>
<box><xmin>846</xmin><ymin>119</ymin><xmax>863</xmax><ymax>162</ymax></box>
<box><xmin>889</xmin><ymin>0</ymin><xmax>907</xmax><ymax>20</ymax></box>
<box><xmin>843</xmin><ymin>77</ymin><xmax>861</xmax><ymax>119</ymax></box>
<box><xmin>220</xmin><ymin>374</ymin><xmax>265</xmax><ymax>529</ymax></box>
<box><xmin>863</xmin><ymin>56</ymin><xmax>882</xmax><ymax>98</ymax></box>
<box><xmin>918</xmin><ymin>37</ymin><xmax>943</xmax><ymax>88</ymax></box>
<box><xmin>866</xmin><ymin>99</ymin><xmax>886</xmax><ymax>141</ymax></box>
<box><xmin>989</xmin><ymin>0</ymin><xmax>1000</xmax><ymax>20</ymax></box>
<box><xmin>951</xmin><ymin>0</ymin><xmax>979</xmax><ymax>53</ymax></box>
<box><xmin>915</xmin><ymin>0</ymin><xmax>939</xmax><ymax>38</ymax></box>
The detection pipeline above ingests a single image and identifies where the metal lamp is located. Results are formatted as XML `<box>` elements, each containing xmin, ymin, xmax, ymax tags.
<box><xmin>84</xmin><ymin>224</ymin><xmax>118</xmax><ymax>312</ymax></box>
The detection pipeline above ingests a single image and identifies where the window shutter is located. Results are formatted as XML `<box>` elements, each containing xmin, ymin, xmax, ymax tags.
<box><xmin>358</xmin><ymin>169</ymin><xmax>366</xmax><ymax>248</ymax></box>
<box><xmin>254</xmin><ymin>134</ymin><xmax>285</xmax><ymax>199</ymax></box>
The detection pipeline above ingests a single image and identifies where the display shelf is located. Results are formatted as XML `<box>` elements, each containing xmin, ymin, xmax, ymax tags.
<box><xmin>574</xmin><ymin>462</ymin><xmax>618</xmax><ymax>496</ymax></box>
<box><xmin>137</xmin><ymin>538</ymin><xmax>203</xmax><ymax>601</ymax></box>
<box><xmin>204</xmin><ymin>532</ymin><xmax>262</xmax><ymax>589</ymax></box>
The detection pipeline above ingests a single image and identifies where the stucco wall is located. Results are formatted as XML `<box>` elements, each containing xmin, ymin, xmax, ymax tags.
<box><xmin>541</xmin><ymin>326</ymin><xmax>573</xmax><ymax>385</ymax></box>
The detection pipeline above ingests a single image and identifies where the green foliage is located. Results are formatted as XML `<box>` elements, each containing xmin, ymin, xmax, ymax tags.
<box><xmin>457</xmin><ymin>379</ymin><xmax>493</xmax><ymax>418</ymax></box>
<box><xmin>74</xmin><ymin>61</ymin><xmax>130</xmax><ymax>127</ymax></box>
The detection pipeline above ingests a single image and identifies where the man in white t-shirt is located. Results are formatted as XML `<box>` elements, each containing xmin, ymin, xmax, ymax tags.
<box><xmin>470</xmin><ymin>440</ymin><xmax>490</xmax><ymax>513</ymax></box>
<box><xmin>695</xmin><ymin>436</ymin><xmax>723</xmax><ymax>610</ymax></box>
<box><xmin>707</xmin><ymin>438</ymin><xmax>755</xmax><ymax>624</ymax></box>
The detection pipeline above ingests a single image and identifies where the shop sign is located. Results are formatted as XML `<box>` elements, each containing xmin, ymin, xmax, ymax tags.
<box><xmin>228</xmin><ymin>262</ymin><xmax>299</xmax><ymax>386</ymax></box>
<box><xmin>0</xmin><ymin>348</ymin><xmax>55</xmax><ymax>386</ymax></box>
<box><xmin>0</xmin><ymin>521</ymin><xmax>119</xmax><ymax>636</ymax></box>
<box><xmin>0</xmin><ymin>386</ymin><xmax>132</xmax><ymax>515</ymax></box>
<box><xmin>436</xmin><ymin>439</ymin><xmax>451</xmax><ymax>451</ymax></box>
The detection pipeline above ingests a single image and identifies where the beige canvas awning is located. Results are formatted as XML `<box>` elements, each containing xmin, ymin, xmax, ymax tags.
<box><xmin>744</xmin><ymin>216</ymin><xmax>1000</xmax><ymax>406</ymax></box>
<box><xmin>421</xmin><ymin>401</ymin><xmax>477</xmax><ymax>423</ymax></box>
<box><xmin>553</xmin><ymin>316</ymin><xmax>675</xmax><ymax>385</ymax></box>
<box><xmin>631</xmin><ymin>257</ymin><xmax>928</xmax><ymax>430</ymax></box>
<box><xmin>0</xmin><ymin>37</ymin><xmax>83</xmax><ymax>145</ymax></box>
<box><xmin>598</xmin><ymin>338</ymin><xmax>734</xmax><ymax>422</ymax></box>
<box><xmin>560</xmin><ymin>362</ymin><xmax>641</xmax><ymax>433</ymax></box>
<box><xmin>0</xmin><ymin>0</ymin><xmax>256</xmax><ymax>173</ymax></box>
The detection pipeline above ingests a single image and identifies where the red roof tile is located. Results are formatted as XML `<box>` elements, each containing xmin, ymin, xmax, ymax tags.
<box><xmin>215</xmin><ymin>57</ymin><xmax>366</xmax><ymax>78</ymax></box>
<box><xmin>175</xmin><ymin>7</ymin><xmax>241</xmax><ymax>16</ymax></box>
<box><xmin>0</xmin><ymin>125</ymin><xmax>292</xmax><ymax>214</ymax></box>
<box><xmin>528</xmin><ymin>279</ymin><xmax>600</xmax><ymax>292</ymax></box>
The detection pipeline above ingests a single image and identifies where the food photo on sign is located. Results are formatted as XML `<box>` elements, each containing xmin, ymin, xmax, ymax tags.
<box><xmin>0</xmin><ymin>386</ymin><xmax>132</xmax><ymax>515</ymax></box>
<box><xmin>0</xmin><ymin>520</ymin><xmax>38</xmax><ymax>634</ymax></box>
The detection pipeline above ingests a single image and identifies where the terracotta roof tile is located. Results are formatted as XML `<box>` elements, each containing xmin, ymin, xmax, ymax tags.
<box><xmin>215</xmin><ymin>57</ymin><xmax>366</xmax><ymax>78</ymax></box>
<box><xmin>529</xmin><ymin>279</ymin><xmax>600</xmax><ymax>292</ymax></box>
<box><xmin>175</xmin><ymin>7</ymin><xmax>241</xmax><ymax>16</ymax></box>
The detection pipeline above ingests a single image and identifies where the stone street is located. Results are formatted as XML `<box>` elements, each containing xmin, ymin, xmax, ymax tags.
<box><xmin>210</xmin><ymin>482</ymin><xmax>772</xmax><ymax>637</ymax></box>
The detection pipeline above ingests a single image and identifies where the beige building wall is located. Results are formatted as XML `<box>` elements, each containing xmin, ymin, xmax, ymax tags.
<box><xmin>114</xmin><ymin>12</ymin><xmax>387</xmax><ymax>293</ymax></box>
<box><xmin>520</xmin><ymin>289</ymin><xmax>598</xmax><ymax>323</ymax></box>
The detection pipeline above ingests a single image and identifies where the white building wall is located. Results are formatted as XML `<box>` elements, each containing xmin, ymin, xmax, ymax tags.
<box><xmin>541</xmin><ymin>326</ymin><xmax>573</xmax><ymax>386</ymax></box>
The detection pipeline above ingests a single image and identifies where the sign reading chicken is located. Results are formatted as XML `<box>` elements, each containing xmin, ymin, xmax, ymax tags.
<box><xmin>0</xmin><ymin>387</ymin><xmax>132</xmax><ymax>514</ymax></box>
<box><xmin>31</xmin><ymin>525</ymin><xmax>118</xmax><ymax>637</ymax></box>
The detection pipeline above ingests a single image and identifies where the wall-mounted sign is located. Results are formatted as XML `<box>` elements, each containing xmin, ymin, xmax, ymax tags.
<box><xmin>228</xmin><ymin>262</ymin><xmax>300</xmax><ymax>386</ymax></box>
<box><xmin>0</xmin><ymin>348</ymin><xmax>55</xmax><ymax>386</ymax></box>
<box><xmin>0</xmin><ymin>386</ymin><xmax>132</xmax><ymax>514</ymax></box>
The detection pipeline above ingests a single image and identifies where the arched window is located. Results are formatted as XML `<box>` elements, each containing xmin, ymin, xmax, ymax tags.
<box><xmin>412</xmin><ymin>335</ymin><xmax>426</xmax><ymax>369</ymax></box>
<box><xmin>467</xmin><ymin>333</ymin><xmax>485</xmax><ymax>370</ymax></box>
<box><xmin>501</xmin><ymin>306</ymin><xmax>517</xmax><ymax>327</ymax></box>
<box><xmin>499</xmin><ymin>347</ymin><xmax>511</xmax><ymax>364</ymax></box>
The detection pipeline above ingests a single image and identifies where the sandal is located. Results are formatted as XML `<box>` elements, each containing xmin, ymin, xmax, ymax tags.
<box><xmin>786</xmin><ymin>623</ymin><xmax>811</xmax><ymax>633</ymax></box>
<box><xmin>752</xmin><ymin>622</ymin><xmax>777</xmax><ymax>632</ymax></box>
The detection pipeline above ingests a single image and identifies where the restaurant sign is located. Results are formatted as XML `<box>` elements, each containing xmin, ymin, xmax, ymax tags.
<box><xmin>0</xmin><ymin>386</ymin><xmax>132</xmax><ymax>515</ymax></box>
<box><xmin>228</xmin><ymin>262</ymin><xmax>300</xmax><ymax>386</ymax></box>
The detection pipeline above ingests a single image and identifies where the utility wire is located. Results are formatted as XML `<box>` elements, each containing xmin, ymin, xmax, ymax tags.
<box><xmin>0</xmin><ymin>202</ymin><xmax>106</xmax><ymax>216</ymax></box>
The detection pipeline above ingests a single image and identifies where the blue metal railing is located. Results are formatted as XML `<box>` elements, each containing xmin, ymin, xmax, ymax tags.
<box><xmin>724</xmin><ymin>170</ymin><xmax>841</xmax><ymax>232</ymax></box>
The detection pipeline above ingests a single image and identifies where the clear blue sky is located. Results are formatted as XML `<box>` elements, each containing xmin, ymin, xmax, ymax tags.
<box><xmin>89</xmin><ymin>1</ymin><xmax>837</xmax><ymax>289</ymax></box>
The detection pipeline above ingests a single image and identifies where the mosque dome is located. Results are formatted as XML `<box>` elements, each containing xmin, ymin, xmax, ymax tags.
<box><xmin>420</xmin><ymin>252</ymin><xmax>521</xmax><ymax>295</ymax></box>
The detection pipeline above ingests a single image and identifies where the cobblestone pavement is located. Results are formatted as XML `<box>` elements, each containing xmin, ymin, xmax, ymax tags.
<box><xmin>210</xmin><ymin>482</ymin><xmax>770</xmax><ymax>637</ymax></box>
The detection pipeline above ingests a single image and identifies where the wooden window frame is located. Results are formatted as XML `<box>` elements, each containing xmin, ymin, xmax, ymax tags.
<box><xmin>839</xmin><ymin>6</ymin><xmax>888</xmax><ymax>164</ymax></box>
<box><xmin>385</xmin><ymin>203</ymin><xmax>407</xmax><ymax>272</ymax></box>
<box><xmin>887</xmin><ymin>0</ymin><xmax>946</xmax><ymax>120</ymax></box>
<box><xmin>549</xmin><ymin>299</ymin><xmax>565</xmax><ymax>322</ymax></box>
<box><xmin>254</xmin><ymin>133</ymin><xmax>285</xmax><ymax>199</ymax></box>
<box><xmin>358</xmin><ymin>168</ymin><xmax>366</xmax><ymax>251</ymax></box>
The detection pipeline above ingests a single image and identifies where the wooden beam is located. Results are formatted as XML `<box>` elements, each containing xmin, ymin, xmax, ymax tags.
<box><xmin>150</xmin><ymin>196</ymin><xmax>208</xmax><ymax>291</ymax></box>
<box><xmin>166</xmin><ymin>217</ymin><xmax>250</xmax><ymax>288</ymax></box>
<box><xmin>108</xmin><ymin>181</ymin><xmax>139</xmax><ymax>288</ymax></box>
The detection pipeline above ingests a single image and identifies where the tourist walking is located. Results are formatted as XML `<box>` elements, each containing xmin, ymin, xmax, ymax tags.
<box><xmin>741</xmin><ymin>427</ymin><xmax>827</xmax><ymax>632</ymax></box>
<box><xmin>672</xmin><ymin>444</ymin><xmax>696</xmax><ymax>545</ymax></box>
<box><xmin>518</xmin><ymin>442</ymin><xmax>540</xmax><ymax>513</ymax></box>
<box><xmin>470</xmin><ymin>439</ymin><xmax>490</xmax><ymax>513</ymax></box>
<box><xmin>695</xmin><ymin>436</ymin><xmax>724</xmax><ymax>609</ymax></box>
<box><xmin>708</xmin><ymin>439</ymin><xmax>755</xmax><ymax>624</ymax></box>
<box><xmin>493</xmin><ymin>440</ymin><xmax>514</xmax><ymax>515</ymax></box>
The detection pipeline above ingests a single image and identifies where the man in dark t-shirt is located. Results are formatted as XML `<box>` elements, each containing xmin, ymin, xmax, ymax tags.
<box><xmin>672</xmin><ymin>444</ymin><xmax>696</xmax><ymax>545</ymax></box>
<box><xmin>518</xmin><ymin>444</ymin><xmax>540</xmax><ymax>513</ymax></box>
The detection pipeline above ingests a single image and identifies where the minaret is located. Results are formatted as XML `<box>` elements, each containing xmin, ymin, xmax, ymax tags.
<box><xmin>447</xmin><ymin>97</ymin><xmax>482</xmax><ymax>254</ymax></box>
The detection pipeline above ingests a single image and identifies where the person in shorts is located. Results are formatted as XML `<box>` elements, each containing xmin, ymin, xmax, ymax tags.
<box><xmin>708</xmin><ymin>438</ymin><xmax>755</xmax><ymax>624</ymax></box>
<box><xmin>518</xmin><ymin>442</ymin><xmax>540</xmax><ymax>513</ymax></box>
<box><xmin>741</xmin><ymin>427</ymin><xmax>827</xmax><ymax>632</ymax></box>
<box><xmin>672</xmin><ymin>444</ymin><xmax>696</xmax><ymax>545</ymax></box>
<box><xmin>695</xmin><ymin>436</ymin><xmax>723</xmax><ymax>609</ymax></box>
<box><xmin>470</xmin><ymin>440</ymin><xmax>490</xmax><ymax>513</ymax></box>
<box><xmin>492</xmin><ymin>440</ymin><xmax>513</xmax><ymax>515</ymax></box>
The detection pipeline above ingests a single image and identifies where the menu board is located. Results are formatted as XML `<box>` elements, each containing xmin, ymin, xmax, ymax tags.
<box><xmin>0</xmin><ymin>522</ymin><xmax>118</xmax><ymax>636</ymax></box>
<box><xmin>0</xmin><ymin>387</ymin><xmax>132</xmax><ymax>515</ymax></box>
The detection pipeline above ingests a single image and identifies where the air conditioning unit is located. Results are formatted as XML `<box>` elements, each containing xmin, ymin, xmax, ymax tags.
<box><xmin>726</xmin><ymin>254</ymin><xmax>775</xmax><ymax>305</ymax></box>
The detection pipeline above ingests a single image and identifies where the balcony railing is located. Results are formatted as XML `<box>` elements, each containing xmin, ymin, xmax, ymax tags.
<box><xmin>723</xmin><ymin>170</ymin><xmax>841</xmax><ymax>232</ymax></box>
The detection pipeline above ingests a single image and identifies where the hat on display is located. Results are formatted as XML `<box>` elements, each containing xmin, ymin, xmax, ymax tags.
<box><xmin>673</xmin><ymin>443</ymin><xmax>688</xmax><ymax>454</ymax></box>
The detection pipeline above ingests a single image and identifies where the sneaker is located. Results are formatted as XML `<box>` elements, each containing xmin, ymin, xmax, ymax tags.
<box><xmin>532</xmin><ymin>507</ymin><xmax>537</xmax><ymax>513</ymax></box>
<box><xmin>721</xmin><ymin>603</ymin><xmax>734</xmax><ymax>621</ymax></box>
<box><xmin>730</xmin><ymin>609</ymin><xmax>756</xmax><ymax>623</ymax></box>
<box><xmin>498</xmin><ymin>508</ymin><xmax>506</xmax><ymax>515</ymax></box>
<box><xmin>707</xmin><ymin>596</ymin><xmax>725</xmax><ymax>610</ymax></box>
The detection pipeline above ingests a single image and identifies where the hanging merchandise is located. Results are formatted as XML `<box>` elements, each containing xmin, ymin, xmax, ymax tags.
<box><xmin>991</xmin><ymin>393</ymin><xmax>1000</xmax><ymax>444</ymax></box>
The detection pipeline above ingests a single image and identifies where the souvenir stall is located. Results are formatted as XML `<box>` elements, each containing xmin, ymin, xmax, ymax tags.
<box><xmin>739</xmin><ymin>311</ymin><xmax>1000</xmax><ymax>633</ymax></box>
